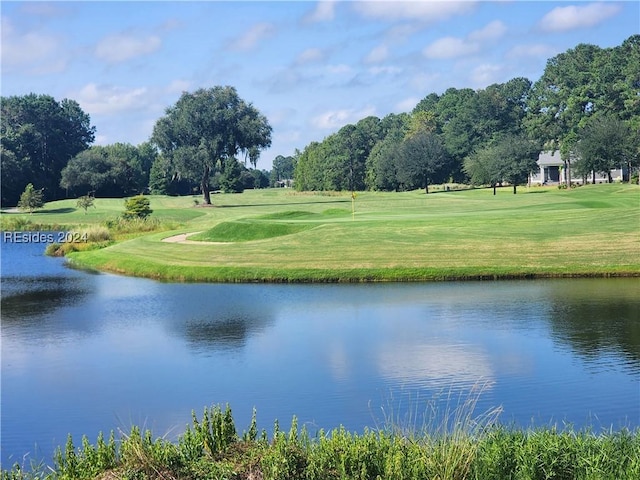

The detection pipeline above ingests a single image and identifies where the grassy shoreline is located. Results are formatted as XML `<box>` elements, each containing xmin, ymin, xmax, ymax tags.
<box><xmin>4</xmin><ymin>404</ymin><xmax>639</xmax><ymax>480</ymax></box>
<box><xmin>3</xmin><ymin>184</ymin><xmax>639</xmax><ymax>283</ymax></box>
<box><xmin>65</xmin><ymin>255</ymin><xmax>640</xmax><ymax>283</ymax></box>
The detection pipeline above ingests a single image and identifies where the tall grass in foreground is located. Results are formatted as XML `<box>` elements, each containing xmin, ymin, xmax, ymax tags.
<box><xmin>3</xmin><ymin>400</ymin><xmax>639</xmax><ymax>480</ymax></box>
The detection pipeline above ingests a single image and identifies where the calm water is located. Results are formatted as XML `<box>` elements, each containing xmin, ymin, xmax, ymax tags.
<box><xmin>1</xmin><ymin>237</ymin><xmax>639</xmax><ymax>468</ymax></box>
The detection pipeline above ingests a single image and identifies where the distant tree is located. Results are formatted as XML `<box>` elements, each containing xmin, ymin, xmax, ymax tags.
<box><xmin>17</xmin><ymin>183</ymin><xmax>45</xmax><ymax>214</ymax></box>
<box><xmin>1</xmin><ymin>94</ymin><xmax>95</xmax><ymax>206</ymax></box>
<box><xmin>498</xmin><ymin>134</ymin><xmax>541</xmax><ymax>194</ymax></box>
<box><xmin>60</xmin><ymin>148</ymin><xmax>112</xmax><ymax>195</ymax></box>
<box><xmin>271</xmin><ymin>155</ymin><xmax>295</xmax><ymax>186</ymax></box>
<box><xmin>464</xmin><ymin>146</ymin><xmax>504</xmax><ymax>195</ymax></box>
<box><xmin>252</xmin><ymin>169</ymin><xmax>270</xmax><ymax>189</ymax></box>
<box><xmin>219</xmin><ymin>158</ymin><xmax>245</xmax><ymax>193</ymax></box>
<box><xmin>412</xmin><ymin>80</ymin><xmax>531</xmax><ymax>183</ymax></box>
<box><xmin>464</xmin><ymin>134</ymin><xmax>540</xmax><ymax>194</ymax></box>
<box><xmin>576</xmin><ymin>115</ymin><xmax>637</xmax><ymax>183</ymax></box>
<box><xmin>151</xmin><ymin>86</ymin><xmax>272</xmax><ymax>204</ymax></box>
<box><xmin>123</xmin><ymin>195</ymin><xmax>152</xmax><ymax>219</ymax></box>
<box><xmin>396</xmin><ymin>131</ymin><xmax>449</xmax><ymax>193</ymax></box>
<box><xmin>405</xmin><ymin>110</ymin><xmax>437</xmax><ymax>138</ymax></box>
<box><xmin>294</xmin><ymin>142</ymin><xmax>326</xmax><ymax>191</ymax></box>
<box><xmin>365</xmin><ymin>133</ymin><xmax>402</xmax><ymax>191</ymax></box>
<box><xmin>61</xmin><ymin>143</ymin><xmax>151</xmax><ymax>197</ymax></box>
<box><xmin>76</xmin><ymin>194</ymin><xmax>95</xmax><ymax>214</ymax></box>
<box><xmin>526</xmin><ymin>37</ymin><xmax>639</xmax><ymax>155</ymax></box>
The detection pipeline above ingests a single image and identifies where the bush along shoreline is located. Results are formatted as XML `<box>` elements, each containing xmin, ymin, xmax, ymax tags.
<box><xmin>3</xmin><ymin>404</ymin><xmax>639</xmax><ymax>480</ymax></box>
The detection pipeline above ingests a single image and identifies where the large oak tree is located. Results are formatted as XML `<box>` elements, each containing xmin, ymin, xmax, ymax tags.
<box><xmin>151</xmin><ymin>87</ymin><xmax>272</xmax><ymax>204</ymax></box>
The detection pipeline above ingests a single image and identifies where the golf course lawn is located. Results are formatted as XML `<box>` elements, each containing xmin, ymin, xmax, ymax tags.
<box><xmin>6</xmin><ymin>183</ymin><xmax>639</xmax><ymax>282</ymax></box>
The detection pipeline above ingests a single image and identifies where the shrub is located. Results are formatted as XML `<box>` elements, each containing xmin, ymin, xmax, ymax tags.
<box><xmin>122</xmin><ymin>195</ymin><xmax>152</xmax><ymax>220</ymax></box>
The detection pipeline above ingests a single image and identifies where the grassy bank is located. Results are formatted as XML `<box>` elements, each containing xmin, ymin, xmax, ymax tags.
<box><xmin>4</xmin><ymin>404</ymin><xmax>639</xmax><ymax>480</ymax></box>
<box><xmin>2</xmin><ymin>184</ymin><xmax>639</xmax><ymax>282</ymax></box>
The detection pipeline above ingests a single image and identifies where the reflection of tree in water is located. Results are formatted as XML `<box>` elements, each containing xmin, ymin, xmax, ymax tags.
<box><xmin>183</xmin><ymin>312</ymin><xmax>272</xmax><ymax>353</ymax></box>
<box><xmin>1</xmin><ymin>276</ymin><xmax>89</xmax><ymax>321</ymax></box>
<box><xmin>546</xmin><ymin>280</ymin><xmax>639</xmax><ymax>370</ymax></box>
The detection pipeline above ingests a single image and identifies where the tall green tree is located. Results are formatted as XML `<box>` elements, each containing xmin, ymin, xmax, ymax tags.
<box><xmin>526</xmin><ymin>36</ymin><xmax>639</xmax><ymax>155</ymax></box>
<box><xmin>60</xmin><ymin>143</ymin><xmax>152</xmax><ymax>197</ymax></box>
<box><xmin>219</xmin><ymin>158</ymin><xmax>245</xmax><ymax>193</ymax></box>
<box><xmin>464</xmin><ymin>134</ymin><xmax>540</xmax><ymax>194</ymax></box>
<box><xmin>1</xmin><ymin>94</ymin><xmax>95</xmax><ymax>206</ymax></box>
<box><xmin>151</xmin><ymin>87</ymin><xmax>272</xmax><ymax>204</ymax></box>
<box><xmin>396</xmin><ymin>131</ymin><xmax>449</xmax><ymax>193</ymax></box>
<box><xmin>294</xmin><ymin>142</ymin><xmax>324</xmax><ymax>191</ymax></box>
<box><xmin>413</xmin><ymin>80</ymin><xmax>531</xmax><ymax>182</ymax></box>
<box><xmin>464</xmin><ymin>145</ymin><xmax>504</xmax><ymax>194</ymax></box>
<box><xmin>365</xmin><ymin>132</ymin><xmax>403</xmax><ymax>191</ymax></box>
<box><xmin>497</xmin><ymin>133</ymin><xmax>541</xmax><ymax>194</ymax></box>
<box><xmin>575</xmin><ymin>115</ymin><xmax>637</xmax><ymax>183</ymax></box>
<box><xmin>271</xmin><ymin>155</ymin><xmax>295</xmax><ymax>186</ymax></box>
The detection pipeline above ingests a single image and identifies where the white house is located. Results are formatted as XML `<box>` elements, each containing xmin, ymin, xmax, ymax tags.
<box><xmin>529</xmin><ymin>151</ymin><xmax>625</xmax><ymax>185</ymax></box>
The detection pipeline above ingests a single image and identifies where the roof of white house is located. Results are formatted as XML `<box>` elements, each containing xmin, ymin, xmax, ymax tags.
<box><xmin>537</xmin><ymin>151</ymin><xmax>563</xmax><ymax>166</ymax></box>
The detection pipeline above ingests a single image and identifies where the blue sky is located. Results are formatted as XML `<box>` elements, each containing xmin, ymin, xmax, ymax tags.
<box><xmin>2</xmin><ymin>1</ymin><xmax>638</xmax><ymax>169</ymax></box>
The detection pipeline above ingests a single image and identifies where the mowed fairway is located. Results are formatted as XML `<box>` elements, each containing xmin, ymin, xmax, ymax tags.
<box><xmin>56</xmin><ymin>184</ymin><xmax>640</xmax><ymax>282</ymax></box>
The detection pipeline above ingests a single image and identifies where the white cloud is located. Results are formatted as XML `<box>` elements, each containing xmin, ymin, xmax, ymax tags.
<box><xmin>295</xmin><ymin>47</ymin><xmax>326</xmax><ymax>65</ymax></box>
<box><xmin>353</xmin><ymin>1</ymin><xmax>476</xmax><ymax>22</ymax></box>
<box><xmin>423</xmin><ymin>19</ymin><xmax>506</xmax><ymax>60</ymax></box>
<box><xmin>470</xmin><ymin>63</ymin><xmax>504</xmax><ymax>88</ymax></box>
<box><xmin>1</xmin><ymin>17</ymin><xmax>67</xmax><ymax>74</ymax></box>
<box><xmin>95</xmin><ymin>33</ymin><xmax>161</xmax><ymax>63</ymax></box>
<box><xmin>311</xmin><ymin>106</ymin><xmax>377</xmax><ymax>130</ymax></box>
<box><xmin>165</xmin><ymin>79</ymin><xmax>192</xmax><ymax>95</ymax></box>
<box><xmin>228</xmin><ymin>22</ymin><xmax>275</xmax><ymax>51</ymax></box>
<box><xmin>73</xmin><ymin>83</ymin><xmax>150</xmax><ymax>115</ymax></box>
<box><xmin>538</xmin><ymin>2</ymin><xmax>621</xmax><ymax>32</ymax></box>
<box><xmin>364</xmin><ymin>44</ymin><xmax>389</xmax><ymax>64</ymax></box>
<box><xmin>468</xmin><ymin>20</ymin><xmax>507</xmax><ymax>42</ymax></box>
<box><xmin>424</xmin><ymin>36</ymin><xmax>479</xmax><ymax>59</ymax></box>
<box><xmin>304</xmin><ymin>1</ymin><xmax>337</xmax><ymax>23</ymax></box>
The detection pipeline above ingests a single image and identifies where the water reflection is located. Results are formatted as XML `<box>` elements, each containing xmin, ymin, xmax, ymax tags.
<box><xmin>377</xmin><ymin>343</ymin><xmax>494</xmax><ymax>388</ymax></box>
<box><xmin>1</xmin><ymin>276</ymin><xmax>89</xmax><ymax>320</ymax></box>
<box><xmin>184</xmin><ymin>313</ymin><xmax>273</xmax><ymax>352</ymax></box>
<box><xmin>546</xmin><ymin>279</ymin><xmax>640</xmax><ymax>371</ymax></box>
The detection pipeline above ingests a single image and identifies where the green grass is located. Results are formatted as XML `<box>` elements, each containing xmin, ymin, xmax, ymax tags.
<box><xmin>3</xmin><ymin>185</ymin><xmax>639</xmax><ymax>282</ymax></box>
<box><xmin>4</xmin><ymin>404</ymin><xmax>639</xmax><ymax>480</ymax></box>
<box><xmin>190</xmin><ymin>220</ymin><xmax>315</xmax><ymax>242</ymax></box>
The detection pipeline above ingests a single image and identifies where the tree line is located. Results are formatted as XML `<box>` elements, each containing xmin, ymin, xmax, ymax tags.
<box><xmin>294</xmin><ymin>35</ymin><xmax>640</xmax><ymax>193</ymax></box>
<box><xmin>1</xmin><ymin>36</ymin><xmax>638</xmax><ymax>207</ymax></box>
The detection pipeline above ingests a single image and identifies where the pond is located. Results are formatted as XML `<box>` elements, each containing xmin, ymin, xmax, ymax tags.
<box><xmin>1</xmin><ymin>237</ymin><xmax>639</xmax><ymax>468</ymax></box>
